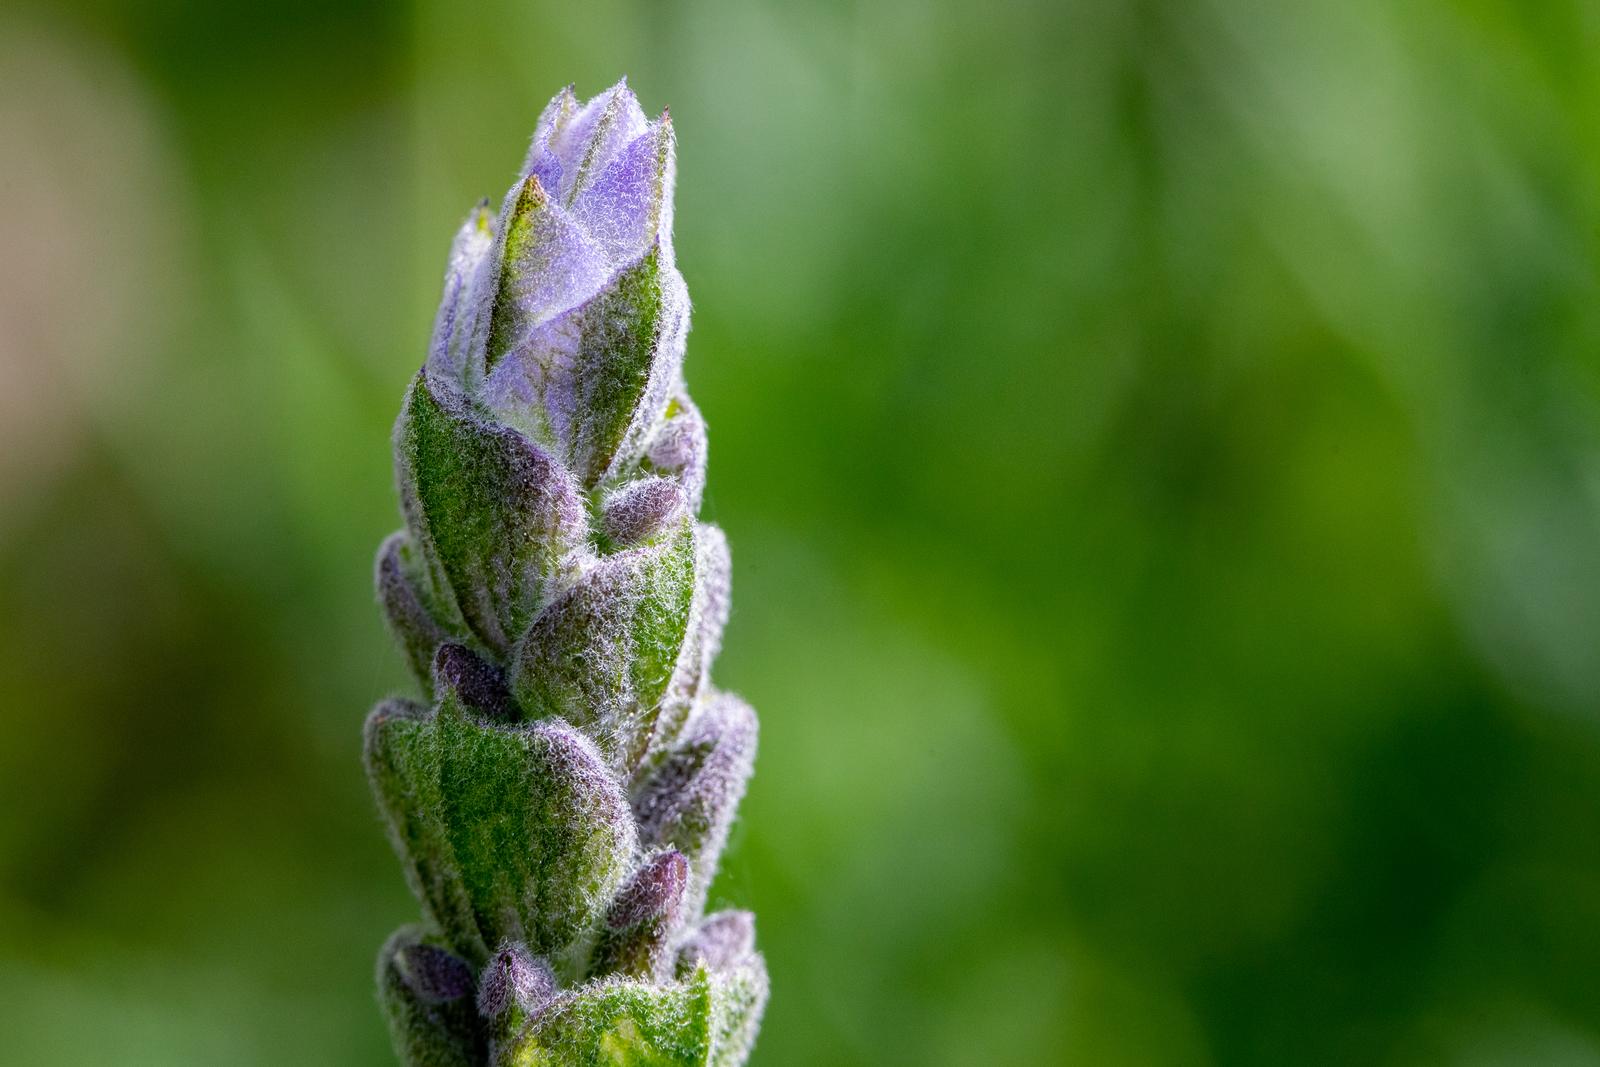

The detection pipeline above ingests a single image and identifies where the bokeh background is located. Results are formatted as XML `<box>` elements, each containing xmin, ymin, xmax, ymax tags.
<box><xmin>4</xmin><ymin>0</ymin><xmax>1600</xmax><ymax>1063</ymax></box>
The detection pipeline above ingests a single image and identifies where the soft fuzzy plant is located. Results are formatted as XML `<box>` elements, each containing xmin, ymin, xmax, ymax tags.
<box><xmin>364</xmin><ymin>80</ymin><xmax>766</xmax><ymax>1066</ymax></box>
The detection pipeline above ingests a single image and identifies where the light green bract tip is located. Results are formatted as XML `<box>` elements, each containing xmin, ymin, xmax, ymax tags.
<box><xmin>367</xmin><ymin>79</ymin><xmax>766</xmax><ymax>1067</ymax></box>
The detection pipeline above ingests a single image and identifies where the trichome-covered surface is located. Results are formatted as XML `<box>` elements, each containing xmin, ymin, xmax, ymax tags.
<box><xmin>366</xmin><ymin>80</ymin><xmax>766</xmax><ymax>1067</ymax></box>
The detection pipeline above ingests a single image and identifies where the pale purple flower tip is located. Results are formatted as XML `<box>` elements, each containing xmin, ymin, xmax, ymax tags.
<box><xmin>679</xmin><ymin>910</ymin><xmax>757</xmax><ymax>972</ymax></box>
<box><xmin>426</xmin><ymin>80</ymin><xmax>685</xmax><ymax>486</ymax></box>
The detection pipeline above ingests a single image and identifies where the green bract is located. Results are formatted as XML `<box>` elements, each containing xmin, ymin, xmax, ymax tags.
<box><xmin>366</xmin><ymin>80</ymin><xmax>765</xmax><ymax>1066</ymax></box>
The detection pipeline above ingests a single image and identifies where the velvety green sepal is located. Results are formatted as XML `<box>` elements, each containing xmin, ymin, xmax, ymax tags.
<box><xmin>364</xmin><ymin>694</ymin><xmax>637</xmax><ymax>968</ymax></box>
<box><xmin>704</xmin><ymin>955</ymin><xmax>768</xmax><ymax>1067</ymax></box>
<box><xmin>396</xmin><ymin>371</ymin><xmax>589</xmax><ymax>655</ymax></box>
<box><xmin>651</xmin><ymin>524</ymin><xmax>730</xmax><ymax>762</ymax></box>
<box><xmin>499</xmin><ymin>967</ymin><xmax>715</xmax><ymax>1067</ymax></box>
<box><xmin>567</xmin><ymin>244</ymin><xmax>685</xmax><ymax>485</ymax></box>
<box><xmin>435</xmin><ymin>703</ymin><xmax>637</xmax><ymax>969</ymax></box>
<box><xmin>510</xmin><ymin>521</ymin><xmax>698</xmax><ymax>772</ymax></box>
<box><xmin>367</xmin><ymin>700</ymin><xmax>483</xmax><ymax>957</ymax></box>
<box><xmin>377</xmin><ymin>926</ymin><xmax>486</xmax><ymax>1067</ymax></box>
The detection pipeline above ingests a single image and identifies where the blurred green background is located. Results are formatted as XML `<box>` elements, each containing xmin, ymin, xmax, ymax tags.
<box><xmin>4</xmin><ymin>0</ymin><xmax>1600</xmax><ymax>1063</ymax></box>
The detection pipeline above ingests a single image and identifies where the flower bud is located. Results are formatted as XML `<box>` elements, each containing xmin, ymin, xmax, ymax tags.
<box><xmin>376</xmin><ymin>532</ymin><xmax>451</xmax><ymax>692</ymax></box>
<box><xmin>632</xmin><ymin>693</ymin><xmax>758</xmax><ymax>919</ymax></box>
<box><xmin>431</xmin><ymin>642</ymin><xmax>516</xmax><ymax>722</ymax></box>
<box><xmin>364</xmin><ymin>698</ymin><xmax>636</xmax><ymax>964</ymax></box>
<box><xmin>602</xmin><ymin>476</ymin><xmax>687</xmax><ymax>548</ymax></box>
<box><xmin>377</xmin><ymin>927</ymin><xmax>483</xmax><ymax>1066</ymax></box>
<box><xmin>590</xmin><ymin>850</ymin><xmax>690</xmax><ymax>981</ymax></box>
<box><xmin>370</xmin><ymin>80</ymin><xmax>764</xmax><ymax>1065</ymax></box>
<box><xmin>397</xmin><ymin>941</ymin><xmax>476</xmax><ymax>1004</ymax></box>
<box><xmin>395</xmin><ymin>371</ymin><xmax>589</xmax><ymax>656</ymax></box>
<box><xmin>476</xmin><ymin>940</ymin><xmax>556</xmax><ymax>1019</ymax></box>
<box><xmin>509</xmin><ymin>522</ymin><xmax>699</xmax><ymax>771</ymax></box>
<box><xmin>676</xmin><ymin>910</ymin><xmax>757</xmax><ymax>975</ymax></box>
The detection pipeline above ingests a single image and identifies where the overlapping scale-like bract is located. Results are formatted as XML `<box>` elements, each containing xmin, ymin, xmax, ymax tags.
<box><xmin>367</xmin><ymin>80</ymin><xmax>765</xmax><ymax>1067</ymax></box>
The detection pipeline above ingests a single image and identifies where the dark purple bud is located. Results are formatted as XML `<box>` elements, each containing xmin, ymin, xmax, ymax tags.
<box><xmin>476</xmin><ymin>941</ymin><xmax>556</xmax><ymax>1019</ymax></box>
<box><xmin>602</xmin><ymin>477</ymin><xmax>686</xmax><ymax>547</ymax></box>
<box><xmin>677</xmin><ymin>910</ymin><xmax>756</xmax><ymax>973</ymax></box>
<box><xmin>377</xmin><ymin>928</ymin><xmax>484</xmax><ymax>1064</ymax></box>
<box><xmin>376</xmin><ymin>532</ymin><xmax>450</xmax><ymax>691</ymax></box>
<box><xmin>590</xmin><ymin>850</ymin><xmax>690</xmax><ymax>981</ymax></box>
<box><xmin>397</xmin><ymin>942</ymin><xmax>476</xmax><ymax>1004</ymax></box>
<box><xmin>432</xmin><ymin>642</ymin><xmax>516</xmax><ymax>722</ymax></box>
<box><xmin>607</xmin><ymin>850</ymin><xmax>689</xmax><ymax>931</ymax></box>
<box><xmin>632</xmin><ymin>694</ymin><xmax>757</xmax><ymax>918</ymax></box>
<box><xmin>646</xmin><ymin>393</ymin><xmax>707</xmax><ymax>513</ymax></box>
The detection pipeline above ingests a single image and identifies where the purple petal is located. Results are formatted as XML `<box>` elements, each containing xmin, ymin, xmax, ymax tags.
<box><xmin>548</xmin><ymin>80</ymin><xmax>648</xmax><ymax>204</ymax></box>
<box><xmin>427</xmin><ymin>202</ymin><xmax>495</xmax><ymax>382</ymax></box>
<box><xmin>486</xmin><ymin>175</ymin><xmax>612</xmax><ymax>374</ymax></box>
<box><xmin>571</xmin><ymin>118</ymin><xmax>675</xmax><ymax>266</ymax></box>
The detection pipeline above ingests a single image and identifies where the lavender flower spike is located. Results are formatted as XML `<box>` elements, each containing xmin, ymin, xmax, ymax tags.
<box><xmin>366</xmin><ymin>80</ymin><xmax>766</xmax><ymax>1066</ymax></box>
